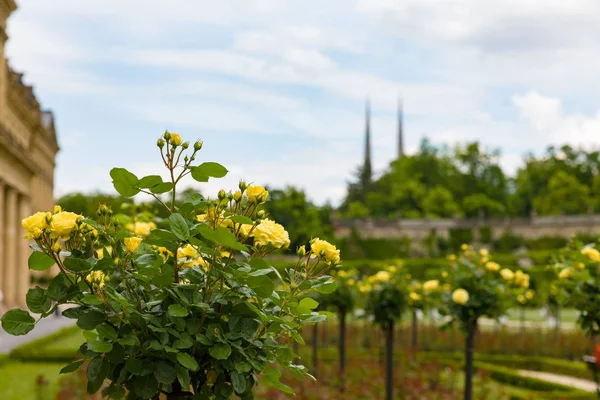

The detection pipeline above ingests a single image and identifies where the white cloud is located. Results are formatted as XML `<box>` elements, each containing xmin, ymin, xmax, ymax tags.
<box><xmin>513</xmin><ymin>91</ymin><xmax>600</xmax><ymax>146</ymax></box>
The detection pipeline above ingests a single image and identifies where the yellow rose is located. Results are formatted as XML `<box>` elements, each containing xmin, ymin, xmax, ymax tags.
<box><xmin>441</xmin><ymin>271</ymin><xmax>448</xmax><ymax>278</ymax></box>
<box><xmin>50</xmin><ymin>212</ymin><xmax>81</xmax><ymax>238</ymax></box>
<box><xmin>479</xmin><ymin>248</ymin><xmax>489</xmax><ymax>257</ymax></box>
<box><xmin>310</xmin><ymin>237</ymin><xmax>340</xmax><ymax>265</ymax></box>
<box><xmin>251</xmin><ymin>219</ymin><xmax>290</xmax><ymax>249</ymax></box>
<box><xmin>246</xmin><ymin>185</ymin><xmax>268</xmax><ymax>203</ymax></box>
<box><xmin>575</xmin><ymin>262</ymin><xmax>585</xmax><ymax>270</ymax></box>
<box><xmin>485</xmin><ymin>261</ymin><xmax>500</xmax><ymax>272</ymax></box>
<box><xmin>452</xmin><ymin>288</ymin><xmax>469</xmax><ymax>305</ymax></box>
<box><xmin>409</xmin><ymin>292</ymin><xmax>421</xmax><ymax>302</ymax></box>
<box><xmin>447</xmin><ymin>254</ymin><xmax>456</xmax><ymax>262</ymax></box>
<box><xmin>178</xmin><ymin>244</ymin><xmax>199</xmax><ymax>259</ymax></box>
<box><xmin>423</xmin><ymin>280</ymin><xmax>439</xmax><ymax>293</ymax></box>
<box><xmin>22</xmin><ymin>211</ymin><xmax>50</xmax><ymax>234</ymax></box>
<box><xmin>170</xmin><ymin>133</ymin><xmax>182</xmax><ymax>146</ymax></box>
<box><xmin>86</xmin><ymin>270</ymin><xmax>106</xmax><ymax>289</ymax></box>
<box><xmin>517</xmin><ymin>294</ymin><xmax>526</xmax><ymax>304</ymax></box>
<box><xmin>128</xmin><ymin>222</ymin><xmax>156</xmax><ymax>237</ymax></box>
<box><xmin>385</xmin><ymin>265</ymin><xmax>398</xmax><ymax>273</ymax></box>
<box><xmin>558</xmin><ymin>268</ymin><xmax>572</xmax><ymax>280</ymax></box>
<box><xmin>525</xmin><ymin>289</ymin><xmax>535</xmax><ymax>300</ymax></box>
<box><xmin>347</xmin><ymin>279</ymin><xmax>355</xmax><ymax>286</ymax></box>
<box><xmin>238</xmin><ymin>223</ymin><xmax>253</xmax><ymax>237</ymax></box>
<box><xmin>500</xmin><ymin>268</ymin><xmax>514</xmax><ymax>281</ymax></box>
<box><xmin>372</xmin><ymin>270</ymin><xmax>391</xmax><ymax>283</ymax></box>
<box><xmin>460</xmin><ymin>244</ymin><xmax>470</xmax><ymax>251</ymax></box>
<box><xmin>337</xmin><ymin>270</ymin><xmax>348</xmax><ymax>278</ymax></box>
<box><xmin>197</xmin><ymin>257</ymin><xmax>209</xmax><ymax>269</ymax></box>
<box><xmin>581</xmin><ymin>247</ymin><xmax>600</xmax><ymax>262</ymax></box>
<box><xmin>124</xmin><ymin>237</ymin><xmax>142</xmax><ymax>253</ymax></box>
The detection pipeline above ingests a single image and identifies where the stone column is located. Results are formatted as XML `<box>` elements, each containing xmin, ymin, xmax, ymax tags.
<box><xmin>17</xmin><ymin>194</ymin><xmax>31</xmax><ymax>307</ymax></box>
<box><xmin>0</xmin><ymin>181</ymin><xmax>5</xmax><ymax>311</ymax></box>
<box><xmin>3</xmin><ymin>186</ymin><xmax>18</xmax><ymax>307</ymax></box>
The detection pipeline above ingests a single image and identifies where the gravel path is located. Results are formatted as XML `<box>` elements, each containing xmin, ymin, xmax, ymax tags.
<box><xmin>518</xmin><ymin>369</ymin><xmax>597</xmax><ymax>392</ymax></box>
<box><xmin>0</xmin><ymin>315</ymin><xmax>74</xmax><ymax>353</ymax></box>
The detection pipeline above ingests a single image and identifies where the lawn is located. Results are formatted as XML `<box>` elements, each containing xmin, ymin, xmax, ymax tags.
<box><xmin>0</xmin><ymin>362</ymin><xmax>64</xmax><ymax>400</ymax></box>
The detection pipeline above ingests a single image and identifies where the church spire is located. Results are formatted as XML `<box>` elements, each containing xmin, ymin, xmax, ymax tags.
<box><xmin>398</xmin><ymin>96</ymin><xmax>404</xmax><ymax>159</ymax></box>
<box><xmin>362</xmin><ymin>97</ymin><xmax>373</xmax><ymax>187</ymax></box>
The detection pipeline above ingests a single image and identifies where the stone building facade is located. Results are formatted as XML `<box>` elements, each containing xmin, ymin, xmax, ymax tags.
<box><xmin>0</xmin><ymin>0</ymin><xmax>59</xmax><ymax>311</ymax></box>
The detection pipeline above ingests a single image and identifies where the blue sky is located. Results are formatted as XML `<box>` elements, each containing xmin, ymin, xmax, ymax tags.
<box><xmin>6</xmin><ymin>0</ymin><xmax>600</xmax><ymax>205</ymax></box>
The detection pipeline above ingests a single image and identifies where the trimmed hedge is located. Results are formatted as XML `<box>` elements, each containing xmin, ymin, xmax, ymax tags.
<box><xmin>9</xmin><ymin>325</ymin><xmax>80</xmax><ymax>363</ymax></box>
<box><xmin>420</xmin><ymin>352</ymin><xmax>591</xmax><ymax>380</ymax></box>
<box><xmin>0</xmin><ymin>354</ymin><xmax>8</xmax><ymax>367</ymax></box>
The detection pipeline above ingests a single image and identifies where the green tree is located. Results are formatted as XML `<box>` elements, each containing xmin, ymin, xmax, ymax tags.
<box><xmin>533</xmin><ymin>170</ymin><xmax>591</xmax><ymax>215</ymax></box>
<box><xmin>421</xmin><ymin>186</ymin><xmax>461</xmax><ymax>218</ymax></box>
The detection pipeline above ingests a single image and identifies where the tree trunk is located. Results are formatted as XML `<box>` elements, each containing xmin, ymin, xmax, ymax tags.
<box><xmin>312</xmin><ymin>323</ymin><xmax>319</xmax><ymax>379</ymax></box>
<box><xmin>411</xmin><ymin>309</ymin><xmax>418</xmax><ymax>357</ymax></box>
<box><xmin>386</xmin><ymin>321</ymin><xmax>394</xmax><ymax>400</ymax></box>
<box><xmin>339</xmin><ymin>309</ymin><xmax>346</xmax><ymax>392</ymax></box>
<box><xmin>464</xmin><ymin>320</ymin><xmax>477</xmax><ymax>400</ymax></box>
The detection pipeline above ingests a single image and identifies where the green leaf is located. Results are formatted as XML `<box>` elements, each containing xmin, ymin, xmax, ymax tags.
<box><xmin>150</xmin><ymin>182</ymin><xmax>173</xmax><ymax>194</ymax></box>
<box><xmin>64</xmin><ymin>257</ymin><xmax>92</xmax><ymax>272</ymax></box>
<box><xmin>183</xmin><ymin>192</ymin><xmax>204</xmax><ymax>205</ymax></box>
<box><xmin>133</xmin><ymin>374</ymin><xmax>158</xmax><ymax>398</ymax></box>
<box><xmin>173</xmin><ymin>334</ymin><xmax>194</xmax><ymax>349</ymax></box>
<box><xmin>125</xmin><ymin>359</ymin><xmax>142</xmax><ymax>374</ymax></box>
<box><xmin>209</xmin><ymin>343</ymin><xmax>231</xmax><ymax>360</ymax></box>
<box><xmin>145</xmin><ymin>229</ymin><xmax>179</xmax><ymax>251</ymax></box>
<box><xmin>77</xmin><ymin>310</ymin><xmax>105</xmax><ymax>330</ymax></box>
<box><xmin>154</xmin><ymin>361</ymin><xmax>177</xmax><ymax>384</ymax></box>
<box><xmin>299</xmin><ymin>298</ymin><xmax>319</xmax><ymax>310</ymax></box>
<box><xmin>0</xmin><ymin>309</ymin><xmax>35</xmax><ymax>336</ymax></box>
<box><xmin>196</xmin><ymin>334</ymin><xmax>212</xmax><ymax>346</ymax></box>
<box><xmin>26</xmin><ymin>287</ymin><xmax>52</xmax><ymax>314</ymax></box>
<box><xmin>81</xmin><ymin>294</ymin><xmax>102</xmax><ymax>305</ymax></box>
<box><xmin>87</xmin><ymin>356</ymin><xmax>109</xmax><ymax>394</ymax></box>
<box><xmin>249</xmin><ymin>258</ymin><xmax>269</xmax><ymax>270</ymax></box>
<box><xmin>168</xmin><ymin>304</ymin><xmax>189</xmax><ymax>317</ymax></box>
<box><xmin>315</xmin><ymin>279</ymin><xmax>337</xmax><ymax>294</ymax></box>
<box><xmin>47</xmin><ymin>274</ymin><xmax>69</xmax><ymax>301</ymax></box>
<box><xmin>60</xmin><ymin>359</ymin><xmax>85</xmax><ymax>374</ymax></box>
<box><xmin>96</xmin><ymin>323</ymin><xmax>118</xmax><ymax>340</ymax></box>
<box><xmin>87</xmin><ymin>340</ymin><xmax>113</xmax><ymax>353</ymax></box>
<box><xmin>110</xmin><ymin>167</ymin><xmax>140</xmax><ymax>197</ymax></box>
<box><xmin>177</xmin><ymin>366</ymin><xmax>191</xmax><ymax>390</ymax></box>
<box><xmin>170</xmin><ymin>213</ymin><xmax>190</xmax><ymax>241</ymax></box>
<box><xmin>190</xmin><ymin>162</ymin><xmax>228</xmax><ymax>182</ymax></box>
<box><xmin>136</xmin><ymin>175</ymin><xmax>163</xmax><ymax>189</ymax></box>
<box><xmin>230</xmin><ymin>215</ymin><xmax>253</xmax><ymax>225</ymax></box>
<box><xmin>28</xmin><ymin>251</ymin><xmax>55</xmax><ymax>271</ymax></box>
<box><xmin>231</xmin><ymin>371</ymin><xmax>247</xmax><ymax>394</ymax></box>
<box><xmin>196</xmin><ymin>224</ymin><xmax>246</xmax><ymax>251</ymax></box>
<box><xmin>176</xmin><ymin>352</ymin><xmax>199</xmax><ymax>371</ymax></box>
<box><xmin>247</xmin><ymin>275</ymin><xmax>275</xmax><ymax>298</ymax></box>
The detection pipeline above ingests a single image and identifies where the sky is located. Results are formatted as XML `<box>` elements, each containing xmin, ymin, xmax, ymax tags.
<box><xmin>6</xmin><ymin>0</ymin><xmax>600</xmax><ymax>206</ymax></box>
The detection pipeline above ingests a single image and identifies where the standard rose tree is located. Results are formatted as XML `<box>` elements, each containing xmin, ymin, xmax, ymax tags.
<box><xmin>552</xmin><ymin>239</ymin><xmax>600</xmax><ymax>336</ymax></box>
<box><xmin>1</xmin><ymin>132</ymin><xmax>340</xmax><ymax>400</ymax></box>
<box><xmin>438</xmin><ymin>245</ymin><xmax>530</xmax><ymax>400</ymax></box>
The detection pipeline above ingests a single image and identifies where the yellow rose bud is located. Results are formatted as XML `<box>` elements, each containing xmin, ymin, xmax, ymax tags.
<box><xmin>517</xmin><ymin>294</ymin><xmax>526</xmax><ymax>304</ymax></box>
<box><xmin>157</xmin><ymin>138</ymin><xmax>165</xmax><ymax>148</ymax></box>
<box><xmin>218</xmin><ymin>189</ymin><xmax>226</xmax><ymax>200</ymax></box>
<box><xmin>575</xmin><ymin>262</ymin><xmax>585</xmax><ymax>270</ymax></box>
<box><xmin>297</xmin><ymin>245</ymin><xmax>307</xmax><ymax>257</ymax></box>
<box><xmin>53</xmin><ymin>205</ymin><xmax>62</xmax><ymax>214</ymax></box>
<box><xmin>239</xmin><ymin>180</ymin><xmax>247</xmax><ymax>191</ymax></box>
<box><xmin>170</xmin><ymin>133</ymin><xmax>182</xmax><ymax>146</ymax></box>
<box><xmin>452</xmin><ymin>288</ymin><xmax>469</xmax><ymax>305</ymax></box>
<box><xmin>525</xmin><ymin>289</ymin><xmax>535</xmax><ymax>300</ymax></box>
<box><xmin>479</xmin><ymin>248</ymin><xmax>489</xmax><ymax>257</ymax></box>
<box><xmin>86</xmin><ymin>270</ymin><xmax>106</xmax><ymax>289</ymax></box>
<box><xmin>124</xmin><ymin>237</ymin><xmax>142</xmax><ymax>253</ymax></box>
<box><xmin>460</xmin><ymin>244</ymin><xmax>470</xmax><ymax>251</ymax></box>
<box><xmin>52</xmin><ymin>241</ymin><xmax>61</xmax><ymax>253</ymax></box>
<box><xmin>233</xmin><ymin>191</ymin><xmax>242</xmax><ymax>202</ymax></box>
<box><xmin>423</xmin><ymin>279</ymin><xmax>440</xmax><ymax>293</ymax></box>
<box><xmin>447</xmin><ymin>254</ymin><xmax>456</xmax><ymax>262</ymax></box>
<box><xmin>441</xmin><ymin>271</ymin><xmax>448</xmax><ymax>278</ymax></box>
<box><xmin>194</xmin><ymin>141</ymin><xmax>203</xmax><ymax>151</ymax></box>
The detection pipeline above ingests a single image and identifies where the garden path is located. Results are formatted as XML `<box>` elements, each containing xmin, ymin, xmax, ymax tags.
<box><xmin>0</xmin><ymin>314</ymin><xmax>74</xmax><ymax>353</ymax></box>
<box><xmin>517</xmin><ymin>369</ymin><xmax>597</xmax><ymax>392</ymax></box>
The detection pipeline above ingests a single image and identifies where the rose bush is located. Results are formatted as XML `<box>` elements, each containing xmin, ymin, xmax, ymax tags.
<box><xmin>1</xmin><ymin>132</ymin><xmax>340</xmax><ymax>400</ymax></box>
<box><xmin>438</xmin><ymin>245</ymin><xmax>530</xmax><ymax>400</ymax></box>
